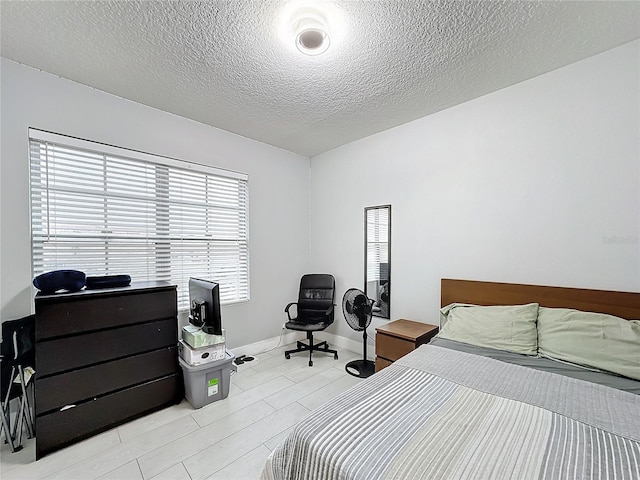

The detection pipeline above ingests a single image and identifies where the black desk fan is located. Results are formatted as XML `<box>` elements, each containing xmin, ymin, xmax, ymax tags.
<box><xmin>342</xmin><ymin>288</ymin><xmax>375</xmax><ymax>378</ymax></box>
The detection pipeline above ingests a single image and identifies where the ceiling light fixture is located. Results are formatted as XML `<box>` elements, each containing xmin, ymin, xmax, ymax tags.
<box><xmin>278</xmin><ymin>2</ymin><xmax>344</xmax><ymax>57</ymax></box>
<box><xmin>294</xmin><ymin>13</ymin><xmax>330</xmax><ymax>55</ymax></box>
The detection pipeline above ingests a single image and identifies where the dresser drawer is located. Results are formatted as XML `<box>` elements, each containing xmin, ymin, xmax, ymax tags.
<box><xmin>36</xmin><ymin>373</ymin><xmax>180</xmax><ymax>459</ymax></box>
<box><xmin>36</xmin><ymin>288</ymin><xmax>177</xmax><ymax>340</ymax></box>
<box><xmin>375</xmin><ymin>357</ymin><xmax>393</xmax><ymax>372</ymax></box>
<box><xmin>36</xmin><ymin>317</ymin><xmax>178</xmax><ymax>376</ymax></box>
<box><xmin>36</xmin><ymin>346</ymin><xmax>178</xmax><ymax>415</ymax></box>
<box><xmin>376</xmin><ymin>332</ymin><xmax>414</xmax><ymax>361</ymax></box>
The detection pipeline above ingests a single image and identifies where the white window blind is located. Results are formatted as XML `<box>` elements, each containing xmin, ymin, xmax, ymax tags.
<box><xmin>29</xmin><ymin>130</ymin><xmax>249</xmax><ymax>309</ymax></box>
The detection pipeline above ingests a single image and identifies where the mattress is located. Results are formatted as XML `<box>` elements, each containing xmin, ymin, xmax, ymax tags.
<box><xmin>261</xmin><ymin>344</ymin><xmax>640</xmax><ymax>480</ymax></box>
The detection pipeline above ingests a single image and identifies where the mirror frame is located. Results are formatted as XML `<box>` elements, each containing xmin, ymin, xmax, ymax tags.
<box><xmin>364</xmin><ymin>204</ymin><xmax>391</xmax><ymax>319</ymax></box>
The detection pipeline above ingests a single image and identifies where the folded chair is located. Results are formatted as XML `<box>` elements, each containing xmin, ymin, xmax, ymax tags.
<box><xmin>1</xmin><ymin>315</ymin><xmax>35</xmax><ymax>452</ymax></box>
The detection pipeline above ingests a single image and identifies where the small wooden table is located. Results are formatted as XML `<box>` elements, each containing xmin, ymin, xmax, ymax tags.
<box><xmin>375</xmin><ymin>319</ymin><xmax>439</xmax><ymax>372</ymax></box>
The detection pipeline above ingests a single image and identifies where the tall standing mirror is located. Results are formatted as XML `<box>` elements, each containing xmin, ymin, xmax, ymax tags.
<box><xmin>365</xmin><ymin>205</ymin><xmax>391</xmax><ymax>319</ymax></box>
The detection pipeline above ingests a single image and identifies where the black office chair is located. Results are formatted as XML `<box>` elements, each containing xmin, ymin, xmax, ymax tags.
<box><xmin>284</xmin><ymin>274</ymin><xmax>339</xmax><ymax>367</ymax></box>
<box><xmin>1</xmin><ymin>315</ymin><xmax>35</xmax><ymax>452</ymax></box>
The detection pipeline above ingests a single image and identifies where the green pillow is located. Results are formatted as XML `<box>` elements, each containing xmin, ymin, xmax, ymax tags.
<box><xmin>439</xmin><ymin>303</ymin><xmax>539</xmax><ymax>355</ymax></box>
<box><xmin>537</xmin><ymin>307</ymin><xmax>640</xmax><ymax>381</ymax></box>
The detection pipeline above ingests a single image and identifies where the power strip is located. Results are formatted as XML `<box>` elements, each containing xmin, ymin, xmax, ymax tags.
<box><xmin>233</xmin><ymin>354</ymin><xmax>260</xmax><ymax>370</ymax></box>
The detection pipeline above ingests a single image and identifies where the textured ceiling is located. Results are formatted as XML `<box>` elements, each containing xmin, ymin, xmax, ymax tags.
<box><xmin>2</xmin><ymin>1</ymin><xmax>639</xmax><ymax>157</ymax></box>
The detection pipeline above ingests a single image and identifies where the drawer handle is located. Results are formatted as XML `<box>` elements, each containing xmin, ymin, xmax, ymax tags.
<box><xmin>60</xmin><ymin>404</ymin><xmax>76</xmax><ymax>411</ymax></box>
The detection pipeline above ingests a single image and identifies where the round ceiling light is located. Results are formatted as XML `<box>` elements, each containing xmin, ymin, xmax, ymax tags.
<box><xmin>296</xmin><ymin>28</ymin><xmax>329</xmax><ymax>55</ymax></box>
<box><xmin>278</xmin><ymin>2</ymin><xmax>344</xmax><ymax>57</ymax></box>
<box><xmin>292</xmin><ymin>11</ymin><xmax>330</xmax><ymax>56</ymax></box>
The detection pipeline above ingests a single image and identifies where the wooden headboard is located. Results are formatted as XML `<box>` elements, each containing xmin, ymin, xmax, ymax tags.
<box><xmin>441</xmin><ymin>279</ymin><xmax>640</xmax><ymax>320</ymax></box>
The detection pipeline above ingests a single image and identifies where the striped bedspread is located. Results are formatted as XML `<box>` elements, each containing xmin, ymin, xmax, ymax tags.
<box><xmin>261</xmin><ymin>345</ymin><xmax>640</xmax><ymax>480</ymax></box>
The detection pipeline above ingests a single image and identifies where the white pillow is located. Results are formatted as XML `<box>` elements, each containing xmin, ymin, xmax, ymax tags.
<box><xmin>439</xmin><ymin>303</ymin><xmax>539</xmax><ymax>355</ymax></box>
<box><xmin>537</xmin><ymin>307</ymin><xmax>640</xmax><ymax>381</ymax></box>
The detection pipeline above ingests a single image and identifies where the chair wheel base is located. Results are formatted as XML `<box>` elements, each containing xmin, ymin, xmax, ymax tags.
<box><xmin>283</xmin><ymin>330</ymin><xmax>338</xmax><ymax>367</ymax></box>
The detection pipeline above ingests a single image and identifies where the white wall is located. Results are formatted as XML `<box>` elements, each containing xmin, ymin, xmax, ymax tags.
<box><xmin>0</xmin><ymin>59</ymin><xmax>311</xmax><ymax>349</ymax></box>
<box><xmin>310</xmin><ymin>41</ymin><xmax>640</xmax><ymax>344</ymax></box>
<box><xmin>3</xmin><ymin>40</ymin><xmax>639</xmax><ymax>351</ymax></box>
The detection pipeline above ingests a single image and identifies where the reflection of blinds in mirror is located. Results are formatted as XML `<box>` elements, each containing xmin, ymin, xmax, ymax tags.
<box><xmin>366</xmin><ymin>208</ymin><xmax>389</xmax><ymax>283</ymax></box>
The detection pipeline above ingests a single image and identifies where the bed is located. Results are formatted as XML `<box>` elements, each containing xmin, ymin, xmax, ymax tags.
<box><xmin>261</xmin><ymin>279</ymin><xmax>640</xmax><ymax>480</ymax></box>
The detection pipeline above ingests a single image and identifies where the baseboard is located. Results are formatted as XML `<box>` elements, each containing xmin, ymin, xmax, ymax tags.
<box><xmin>231</xmin><ymin>331</ymin><xmax>374</xmax><ymax>360</ymax></box>
<box><xmin>229</xmin><ymin>330</ymin><xmax>304</xmax><ymax>357</ymax></box>
<box><xmin>314</xmin><ymin>332</ymin><xmax>375</xmax><ymax>361</ymax></box>
<box><xmin>230</xmin><ymin>331</ymin><xmax>375</xmax><ymax>361</ymax></box>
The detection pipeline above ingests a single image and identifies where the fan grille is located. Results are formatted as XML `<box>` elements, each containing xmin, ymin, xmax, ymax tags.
<box><xmin>342</xmin><ymin>288</ymin><xmax>372</xmax><ymax>331</ymax></box>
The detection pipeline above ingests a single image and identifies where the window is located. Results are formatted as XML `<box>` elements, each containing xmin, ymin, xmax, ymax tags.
<box><xmin>29</xmin><ymin>129</ymin><xmax>249</xmax><ymax>309</ymax></box>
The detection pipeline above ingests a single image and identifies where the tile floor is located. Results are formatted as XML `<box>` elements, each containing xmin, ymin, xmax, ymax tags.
<box><xmin>0</xmin><ymin>344</ymin><xmax>364</xmax><ymax>480</ymax></box>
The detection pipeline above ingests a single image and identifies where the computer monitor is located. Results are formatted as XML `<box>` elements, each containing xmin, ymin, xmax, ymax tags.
<box><xmin>188</xmin><ymin>277</ymin><xmax>223</xmax><ymax>335</ymax></box>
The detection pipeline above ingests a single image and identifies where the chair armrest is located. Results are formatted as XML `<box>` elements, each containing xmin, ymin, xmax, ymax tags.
<box><xmin>323</xmin><ymin>304</ymin><xmax>336</xmax><ymax>327</ymax></box>
<box><xmin>285</xmin><ymin>302</ymin><xmax>297</xmax><ymax>321</ymax></box>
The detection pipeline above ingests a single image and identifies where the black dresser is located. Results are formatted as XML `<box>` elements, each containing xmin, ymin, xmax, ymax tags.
<box><xmin>34</xmin><ymin>281</ymin><xmax>181</xmax><ymax>459</ymax></box>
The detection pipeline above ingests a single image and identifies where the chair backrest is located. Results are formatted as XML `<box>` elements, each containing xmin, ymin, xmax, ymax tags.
<box><xmin>1</xmin><ymin>315</ymin><xmax>35</xmax><ymax>400</ymax></box>
<box><xmin>297</xmin><ymin>274</ymin><xmax>335</xmax><ymax>324</ymax></box>
<box><xmin>1</xmin><ymin>315</ymin><xmax>35</xmax><ymax>363</ymax></box>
